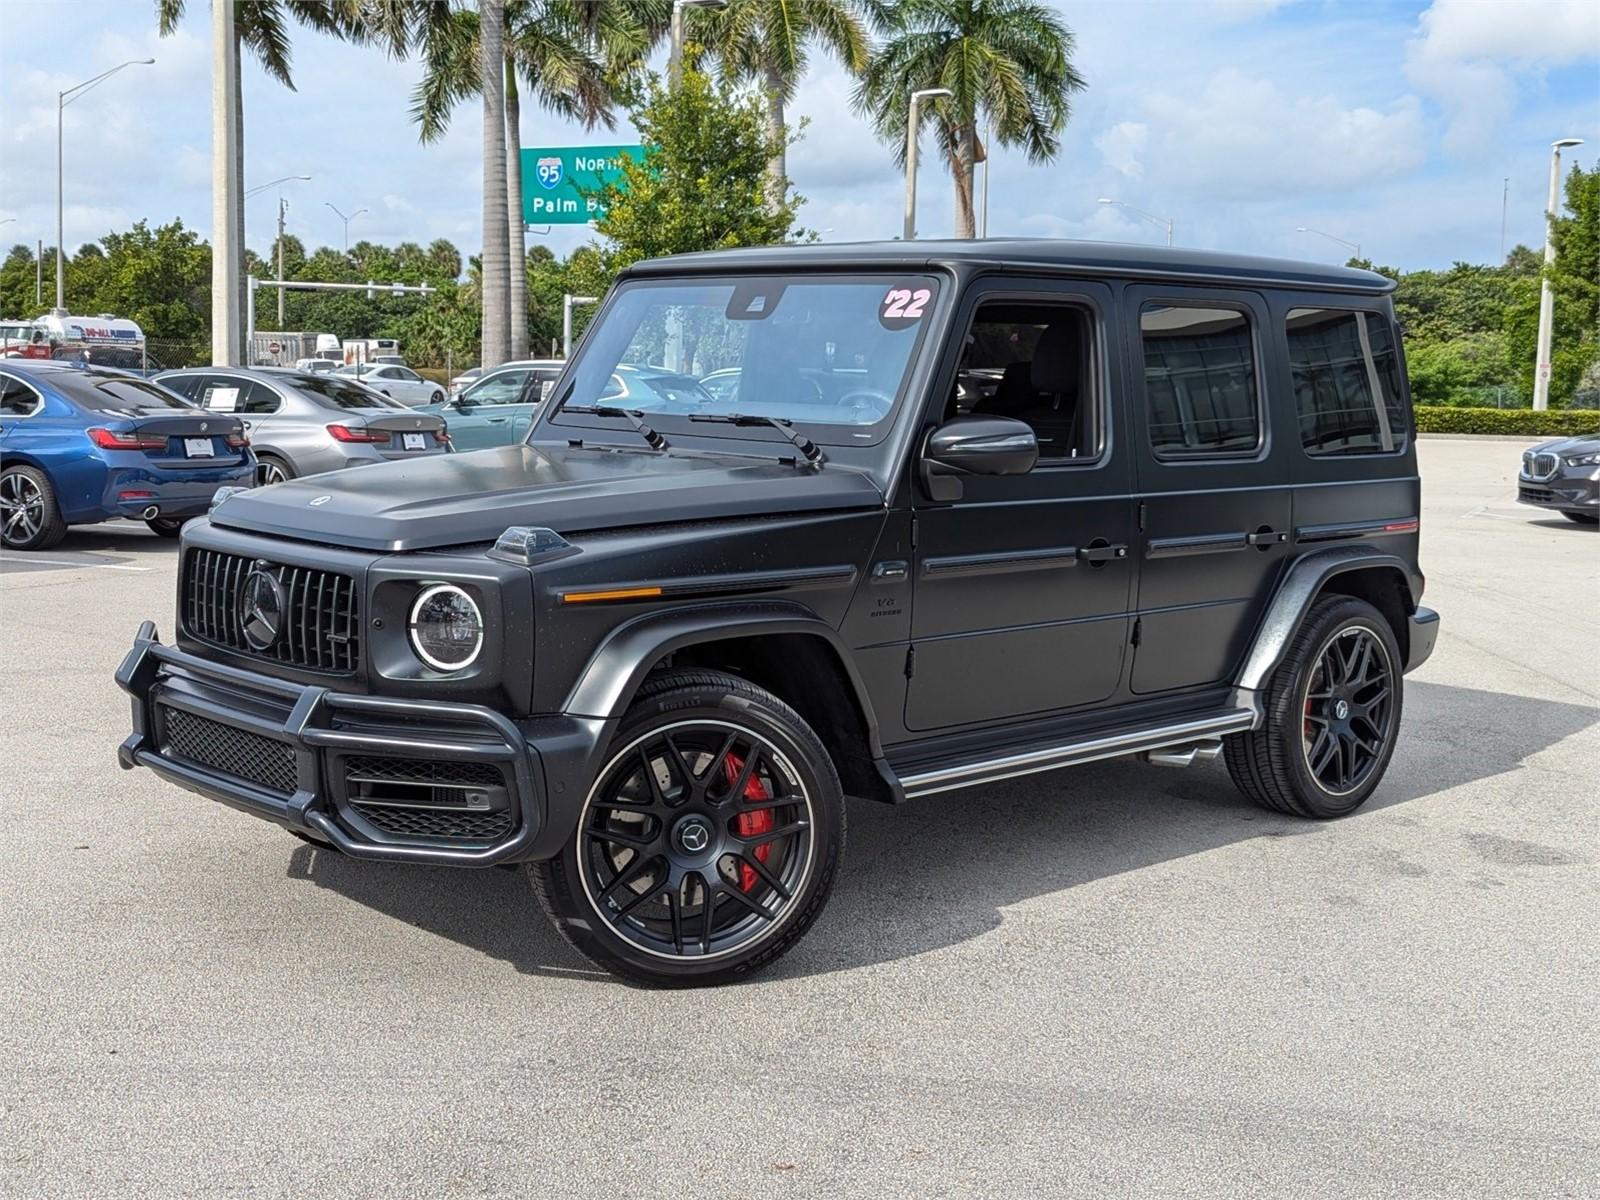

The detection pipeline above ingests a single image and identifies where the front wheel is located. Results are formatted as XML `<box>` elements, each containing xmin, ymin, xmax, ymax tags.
<box><xmin>430</xmin><ymin>389</ymin><xmax>445</xmax><ymax>405</ymax></box>
<box><xmin>532</xmin><ymin>669</ymin><xmax>845</xmax><ymax>986</ymax></box>
<box><xmin>1</xmin><ymin>465</ymin><xmax>67</xmax><ymax>551</ymax></box>
<box><xmin>1224</xmin><ymin>595</ymin><xmax>1403</xmax><ymax>818</ymax></box>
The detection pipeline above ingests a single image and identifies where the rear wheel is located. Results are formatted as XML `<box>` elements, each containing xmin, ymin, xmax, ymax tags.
<box><xmin>257</xmin><ymin>454</ymin><xmax>293</xmax><ymax>486</ymax></box>
<box><xmin>1</xmin><ymin>465</ymin><xmax>67</xmax><ymax>551</ymax></box>
<box><xmin>1562</xmin><ymin>511</ymin><xmax>1598</xmax><ymax>525</ymax></box>
<box><xmin>145</xmin><ymin>517</ymin><xmax>187</xmax><ymax>538</ymax></box>
<box><xmin>532</xmin><ymin>669</ymin><xmax>845</xmax><ymax>987</ymax></box>
<box><xmin>1225</xmin><ymin>595</ymin><xmax>1402</xmax><ymax>818</ymax></box>
<box><xmin>430</xmin><ymin>389</ymin><xmax>445</xmax><ymax>404</ymax></box>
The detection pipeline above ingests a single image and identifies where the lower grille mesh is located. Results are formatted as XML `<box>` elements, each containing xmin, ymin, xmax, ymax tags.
<box><xmin>161</xmin><ymin>706</ymin><xmax>297</xmax><ymax>794</ymax></box>
<box><xmin>351</xmin><ymin>804</ymin><xmax>512</xmax><ymax>841</ymax></box>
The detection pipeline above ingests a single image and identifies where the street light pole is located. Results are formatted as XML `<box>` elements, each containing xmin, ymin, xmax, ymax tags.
<box><xmin>1099</xmin><ymin>198</ymin><xmax>1175</xmax><ymax>247</ymax></box>
<box><xmin>324</xmin><ymin>202</ymin><xmax>367</xmax><ymax>254</ymax></box>
<box><xmin>55</xmin><ymin>57</ymin><xmax>154</xmax><ymax>313</ymax></box>
<box><xmin>669</xmin><ymin>0</ymin><xmax>727</xmax><ymax>87</ymax></box>
<box><xmin>903</xmin><ymin>88</ymin><xmax>952</xmax><ymax>241</ymax></box>
<box><xmin>211</xmin><ymin>0</ymin><xmax>239</xmax><ymax>365</ymax></box>
<box><xmin>1295</xmin><ymin>226</ymin><xmax>1361</xmax><ymax>262</ymax></box>
<box><xmin>1534</xmin><ymin>137</ymin><xmax>1584</xmax><ymax>412</ymax></box>
<box><xmin>563</xmin><ymin>294</ymin><xmax>599</xmax><ymax>358</ymax></box>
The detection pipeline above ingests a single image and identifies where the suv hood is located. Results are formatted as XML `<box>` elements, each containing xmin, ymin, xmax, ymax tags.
<box><xmin>210</xmin><ymin>443</ymin><xmax>885</xmax><ymax>551</ymax></box>
<box><xmin>1531</xmin><ymin>434</ymin><xmax>1600</xmax><ymax>455</ymax></box>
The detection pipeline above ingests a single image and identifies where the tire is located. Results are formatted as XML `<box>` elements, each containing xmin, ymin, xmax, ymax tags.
<box><xmin>532</xmin><ymin>669</ymin><xmax>845</xmax><ymax>987</ymax></box>
<box><xmin>1561</xmin><ymin>511</ymin><xmax>1598</xmax><ymax>526</ymax></box>
<box><xmin>430</xmin><ymin>390</ymin><xmax>445</xmax><ymax>405</ymax></box>
<box><xmin>1224</xmin><ymin>595</ymin><xmax>1403</xmax><ymax>819</ymax></box>
<box><xmin>145</xmin><ymin>517</ymin><xmax>188</xmax><ymax>538</ymax></box>
<box><xmin>257</xmin><ymin>454</ymin><xmax>294</xmax><ymax>486</ymax></box>
<box><xmin>1</xmin><ymin>464</ymin><xmax>68</xmax><ymax>551</ymax></box>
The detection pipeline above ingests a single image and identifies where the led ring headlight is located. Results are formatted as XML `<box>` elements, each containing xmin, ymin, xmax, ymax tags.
<box><xmin>408</xmin><ymin>583</ymin><xmax>484</xmax><ymax>672</ymax></box>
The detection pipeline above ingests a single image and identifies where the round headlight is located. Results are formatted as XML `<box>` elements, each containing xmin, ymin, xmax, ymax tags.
<box><xmin>408</xmin><ymin>584</ymin><xmax>483</xmax><ymax>672</ymax></box>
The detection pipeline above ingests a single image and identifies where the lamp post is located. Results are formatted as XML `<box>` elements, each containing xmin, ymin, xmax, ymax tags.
<box><xmin>325</xmin><ymin>202</ymin><xmax>367</xmax><ymax>254</ymax></box>
<box><xmin>1098</xmin><ymin>198</ymin><xmax>1174</xmax><ymax>247</ymax></box>
<box><xmin>903</xmin><ymin>88</ymin><xmax>952</xmax><ymax>242</ymax></box>
<box><xmin>1533</xmin><ymin>137</ymin><xmax>1583</xmax><ymax>412</ymax></box>
<box><xmin>669</xmin><ymin>0</ymin><xmax>727</xmax><ymax>86</ymax></box>
<box><xmin>246</xmin><ymin>176</ymin><xmax>309</xmax><ymax>326</ymax></box>
<box><xmin>57</xmin><ymin>57</ymin><xmax>154</xmax><ymax>312</ymax></box>
<box><xmin>1295</xmin><ymin>226</ymin><xmax>1361</xmax><ymax>262</ymax></box>
<box><xmin>563</xmin><ymin>294</ymin><xmax>599</xmax><ymax>358</ymax></box>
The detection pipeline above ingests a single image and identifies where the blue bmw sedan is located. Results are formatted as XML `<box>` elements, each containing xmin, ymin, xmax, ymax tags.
<box><xmin>0</xmin><ymin>362</ymin><xmax>255</xmax><ymax>551</ymax></box>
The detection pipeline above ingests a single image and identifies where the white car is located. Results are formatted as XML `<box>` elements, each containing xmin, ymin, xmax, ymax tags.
<box><xmin>336</xmin><ymin>363</ymin><xmax>447</xmax><ymax>407</ymax></box>
<box><xmin>294</xmin><ymin>356</ymin><xmax>342</xmax><ymax>373</ymax></box>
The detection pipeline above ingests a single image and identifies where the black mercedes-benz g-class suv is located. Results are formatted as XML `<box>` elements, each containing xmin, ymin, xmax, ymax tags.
<box><xmin>117</xmin><ymin>240</ymin><xmax>1439</xmax><ymax>985</ymax></box>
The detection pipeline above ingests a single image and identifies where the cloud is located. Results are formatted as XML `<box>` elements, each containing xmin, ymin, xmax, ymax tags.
<box><xmin>1405</xmin><ymin>0</ymin><xmax>1600</xmax><ymax>153</ymax></box>
<box><xmin>1095</xmin><ymin>122</ymin><xmax>1148</xmax><ymax>178</ymax></box>
<box><xmin>1136</xmin><ymin>69</ymin><xmax>1425</xmax><ymax>199</ymax></box>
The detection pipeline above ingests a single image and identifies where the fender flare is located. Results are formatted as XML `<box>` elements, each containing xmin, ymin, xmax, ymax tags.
<box><xmin>562</xmin><ymin>600</ymin><xmax>887</xmax><ymax>758</ymax></box>
<box><xmin>1235</xmin><ymin>546</ymin><xmax>1417</xmax><ymax>692</ymax></box>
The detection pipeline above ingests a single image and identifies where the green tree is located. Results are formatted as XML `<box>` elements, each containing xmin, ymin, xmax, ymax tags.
<box><xmin>693</xmin><ymin>0</ymin><xmax>869</xmax><ymax>210</ymax></box>
<box><xmin>591</xmin><ymin>69</ymin><xmax>804</xmax><ymax>273</ymax></box>
<box><xmin>1506</xmin><ymin>161</ymin><xmax>1599</xmax><ymax>406</ymax></box>
<box><xmin>856</xmin><ymin>0</ymin><xmax>1085</xmax><ymax>238</ymax></box>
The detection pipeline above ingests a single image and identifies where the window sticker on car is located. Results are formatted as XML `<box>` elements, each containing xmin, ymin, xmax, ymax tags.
<box><xmin>540</xmin><ymin>379</ymin><xmax>555</xmax><ymax>402</ymax></box>
<box><xmin>206</xmin><ymin>387</ymin><xmax>239</xmax><ymax>412</ymax></box>
<box><xmin>880</xmin><ymin>285</ymin><xmax>933</xmax><ymax>330</ymax></box>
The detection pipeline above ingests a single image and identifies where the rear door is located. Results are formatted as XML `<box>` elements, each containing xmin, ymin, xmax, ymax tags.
<box><xmin>1123</xmin><ymin>285</ymin><xmax>1291</xmax><ymax>695</ymax></box>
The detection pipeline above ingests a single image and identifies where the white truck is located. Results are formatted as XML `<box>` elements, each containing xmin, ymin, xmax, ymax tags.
<box><xmin>250</xmin><ymin>330</ymin><xmax>340</xmax><ymax>367</ymax></box>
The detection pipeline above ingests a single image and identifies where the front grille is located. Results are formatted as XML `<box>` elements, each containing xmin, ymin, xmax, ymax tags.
<box><xmin>160</xmin><ymin>705</ymin><xmax>297</xmax><ymax>794</ymax></box>
<box><xmin>343</xmin><ymin>755</ymin><xmax>512</xmax><ymax>844</ymax></box>
<box><xmin>1523</xmin><ymin>451</ymin><xmax>1559</xmax><ymax>480</ymax></box>
<box><xmin>351</xmin><ymin>804</ymin><xmax>513</xmax><ymax>842</ymax></box>
<box><xmin>184</xmin><ymin>548</ymin><xmax>360</xmax><ymax>673</ymax></box>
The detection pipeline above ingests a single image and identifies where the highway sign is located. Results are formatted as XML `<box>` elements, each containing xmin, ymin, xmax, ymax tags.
<box><xmin>520</xmin><ymin>145</ymin><xmax>645</xmax><ymax>226</ymax></box>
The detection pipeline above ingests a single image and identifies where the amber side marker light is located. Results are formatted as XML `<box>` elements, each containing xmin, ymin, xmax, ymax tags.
<box><xmin>561</xmin><ymin>586</ymin><xmax>664</xmax><ymax>604</ymax></box>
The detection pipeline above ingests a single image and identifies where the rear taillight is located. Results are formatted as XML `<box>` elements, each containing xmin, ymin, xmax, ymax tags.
<box><xmin>433</xmin><ymin>427</ymin><xmax>451</xmax><ymax>445</ymax></box>
<box><xmin>87</xmin><ymin>427</ymin><xmax>165</xmax><ymax>451</ymax></box>
<box><xmin>225</xmin><ymin>431</ymin><xmax>249</xmax><ymax>448</ymax></box>
<box><xmin>326</xmin><ymin>423</ymin><xmax>389</xmax><ymax>444</ymax></box>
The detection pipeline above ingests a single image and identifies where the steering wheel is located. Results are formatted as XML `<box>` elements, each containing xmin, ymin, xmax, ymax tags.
<box><xmin>834</xmin><ymin>389</ymin><xmax>895</xmax><ymax>422</ymax></box>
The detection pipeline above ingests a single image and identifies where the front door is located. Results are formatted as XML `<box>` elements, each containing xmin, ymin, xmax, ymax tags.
<box><xmin>448</xmin><ymin>367</ymin><xmax>534</xmax><ymax>449</ymax></box>
<box><xmin>1123</xmin><ymin>285</ymin><xmax>1291</xmax><ymax>694</ymax></box>
<box><xmin>905</xmin><ymin>280</ymin><xmax>1136</xmax><ymax>732</ymax></box>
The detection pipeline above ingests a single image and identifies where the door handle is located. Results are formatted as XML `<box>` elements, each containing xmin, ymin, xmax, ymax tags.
<box><xmin>1246</xmin><ymin>529</ymin><xmax>1287</xmax><ymax>546</ymax></box>
<box><xmin>487</xmin><ymin>417</ymin><xmax>509</xmax><ymax>424</ymax></box>
<box><xmin>1077</xmin><ymin>543</ymin><xmax>1128</xmax><ymax>564</ymax></box>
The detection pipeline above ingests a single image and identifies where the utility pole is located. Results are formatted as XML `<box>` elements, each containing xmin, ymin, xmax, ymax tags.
<box><xmin>1499</xmin><ymin>177</ymin><xmax>1509</xmax><ymax>264</ymax></box>
<box><xmin>1533</xmin><ymin>138</ymin><xmax>1584</xmax><ymax>412</ymax></box>
<box><xmin>36</xmin><ymin>240</ymin><xmax>42</xmax><ymax>306</ymax></box>
<box><xmin>276</xmin><ymin>197</ymin><xmax>288</xmax><ymax>326</ymax></box>
<box><xmin>211</xmin><ymin>0</ymin><xmax>240</xmax><ymax>365</ymax></box>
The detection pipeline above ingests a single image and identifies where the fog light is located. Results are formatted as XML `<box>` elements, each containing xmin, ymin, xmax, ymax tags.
<box><xmin>408</xmin><ymin>584</ymin><xmax>483</xmax><ymax>672</ymax></box>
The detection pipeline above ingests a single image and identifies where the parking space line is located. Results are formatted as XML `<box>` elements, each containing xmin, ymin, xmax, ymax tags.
<box><xmin>0</xmin><ymin>557</ymin><xmax>152</xmax><ymax>572</ymax></box>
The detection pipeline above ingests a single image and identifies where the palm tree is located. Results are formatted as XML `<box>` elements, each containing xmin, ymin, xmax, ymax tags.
<box><xmin>410</xmin><ymin>2</ymin><xmax>659</xmax><ymax>359</ymax></box>
<box><xmin>856</xmin><ymin>0</ymin><xmax>1085</xmax><ymax>239</ymax></box>
<box><xmin>694</xmin><ymin>0</ymin><xmax>870</xmax><ymax>212</ymax></box>
<box><xmin>156</xmin><ymin>1</ymin><xmax>351</xmax><ymax>357</ymax></box>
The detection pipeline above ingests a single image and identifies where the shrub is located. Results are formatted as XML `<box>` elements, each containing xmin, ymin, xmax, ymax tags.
<box><xmin>1413</xmin><ymin>407</ymin><xmax>1600</xmax><ymax>436</ymax></box>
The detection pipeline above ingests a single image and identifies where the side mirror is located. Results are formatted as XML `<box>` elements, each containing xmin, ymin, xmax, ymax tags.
<box><xmin>920</xmin><ymin>415</ymin><xmax>1038</xmax><ymax>502</ymax></box>
<box><xmin>452</xmin><ymin>394</ymin><xmax>475</xmax><ymax>410</ymax></box>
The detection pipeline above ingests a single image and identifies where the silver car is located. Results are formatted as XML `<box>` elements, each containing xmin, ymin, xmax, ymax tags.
<box><xmin>154</xmin><ymin>367</ymin><xmax>450</xmax><ymax>485</ymax></box>
<box><xmin>335</xmin><ymin>363</ymin><xmax>447</xmax><ymax>407</ymax></box>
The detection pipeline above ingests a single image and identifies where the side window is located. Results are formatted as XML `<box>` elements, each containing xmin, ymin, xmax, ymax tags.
<box><xmin>465</xmin><ymin>370</ymin><xmax>531</xmax><ymax>405</ymax></box>
<box><xmin>952</xmin><ymin>301</ymin><xmax>1099</xmax><ymax>461</ymax></box>
<box><xmin>531</xmin><ymin>369</ymin><xmax>561</xmax><ymax>403</ymax></box>
<box><xmin>239</xmin><ymin>380</ymin><xmax>282</xmax><ymax>415</ymax></box>
<box><xmin>396</xmin><ymin>368</ymin><xmax>421</xmax><ymax>383</ymax></box>
<box><xmin>1139</xmin><ymin>304</ymin><xmax>1260</xmax><ymax>459</ymax></box>
<box><xmin>160</xmin><ymin>374</ymin><xmax>202</xmax><ymax>400</ymax></box>
<box><xmin>0</xmin><ymin>375</ymin><xmax>42</xmax><ymax>416</ymax></box>
<box><xmin>1287</xmin><ymin>308</ymin><xmax>1407</xmax><ymax>455</ymax></box>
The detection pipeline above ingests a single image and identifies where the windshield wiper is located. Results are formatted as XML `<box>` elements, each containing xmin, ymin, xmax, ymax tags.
<box><xmin>563</xmin><ymin>404</ymin><xmax>669</xmax><ymax>451</ymax></box>
<box><xmin>687</xmin><ymin>413</ymin><xmax>823</xmax><ymax>465</ymax></box>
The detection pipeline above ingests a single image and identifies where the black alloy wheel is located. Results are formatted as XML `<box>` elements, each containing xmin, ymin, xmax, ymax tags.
<box><xmin>1300</xmin><ymin>626</ymin><xmax>1394</xmax><ymax>796</ymax></box>
<box><xmin>533</xmin><ymin>670</ymin><xmax>844</xmax><ymax>986</ymax></box>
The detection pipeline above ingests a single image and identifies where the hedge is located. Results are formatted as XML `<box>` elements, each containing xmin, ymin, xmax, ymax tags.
<box><xmin>1413</xmin><ymin>407</ymin><xmax>1600</xmax><ymax>436</ymax></box>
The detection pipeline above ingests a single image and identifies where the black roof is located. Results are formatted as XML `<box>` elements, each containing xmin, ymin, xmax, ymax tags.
<box><xmin>625</xmin><ymin>237</ymin><xmax>1394</xmax><ymax>295</ymax></box>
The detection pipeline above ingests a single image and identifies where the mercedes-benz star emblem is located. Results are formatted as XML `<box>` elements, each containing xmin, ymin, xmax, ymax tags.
<box><xmin>678</xmin><ymin>819</ymin><xmax>710</xmax><ymax>854</ymax></box>
<box><xmin>1333</xmin><ymin>699</ymin><xmax>1350</xmax><ymax>720</ymax></box>
<box><xmin>240</xmin><ymin>564</ymin><xmax>285</xmax><ymax>651</ymax></box>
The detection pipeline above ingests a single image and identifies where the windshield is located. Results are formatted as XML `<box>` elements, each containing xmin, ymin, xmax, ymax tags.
<box><xmin>547</xmin><ymin>274</ymin><xmax>940</xmax><ymax>444</ymax></box>
<box><xmin>44</xmin><ymin>369</ymin><xmax>193</xmax><ymax>413</ymax></box>
<box><xmin>287</xmin><ymin>372</ymin><xmax>398</xmax><ymax>409</ymax></box>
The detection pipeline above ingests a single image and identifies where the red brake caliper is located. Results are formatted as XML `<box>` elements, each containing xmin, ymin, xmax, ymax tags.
<box><xmin>723</xmin><ymin>754</ymin><xmax>773</xmax><ymax>892</ymax></box>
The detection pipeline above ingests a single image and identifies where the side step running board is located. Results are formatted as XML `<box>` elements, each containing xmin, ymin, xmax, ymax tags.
<box><xmin>898</xmin><ymin>710</ymin><xmax>1255</xmax><ymax>799</ymax></box>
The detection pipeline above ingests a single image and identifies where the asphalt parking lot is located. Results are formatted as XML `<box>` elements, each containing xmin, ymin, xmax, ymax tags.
<box><xmin>1</xmin><ymin>437</ymin><xmax>1595</xmax><ymax>1198</ymax></box>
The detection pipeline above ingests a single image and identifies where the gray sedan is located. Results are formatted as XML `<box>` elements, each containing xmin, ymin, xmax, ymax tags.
<box><xmin>155</xmin><ymin>367</ymin><xmax>450</xmax><ymax>485</ymax></box>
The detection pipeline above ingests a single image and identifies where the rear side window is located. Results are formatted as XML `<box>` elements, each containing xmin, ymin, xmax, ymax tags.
<box><xmin>200</xmin><ymin>377</ymin><xmax>279</xmax><ymax>415</ymax></box>
<box><xmin>1139</xmin><ymin>304</ymin><xmax>1259</xmax><ymax>458</ymax></box>
<box><xmin>1287</xmin><ymin>308</ymin><xmax>1407</xmax><ymax>455</ymax></box>
<box><xmin>0</xmin><ymin>374</ymin><xmax>42</xmax><ymax>416</ymax></box>
<box><xmin>43</xmin><ymin>370</ymin><xmax>192</xmax><ymax>413</ymax></box>
<box><xmin>160</xmin><ymin>374</ymin><xmax>203</xmax><ymax>400</ymax></box>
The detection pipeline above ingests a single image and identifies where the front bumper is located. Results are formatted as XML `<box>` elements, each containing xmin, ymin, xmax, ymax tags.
<box><xmin>1517</xmin><ymin>472</ymin><xmax>1599</xmax><ymax>514</ymax></box>
<box><xmin>115</xmin><ymin>620</ymin><xmax>546</xmax><ymax>866</ymax></box>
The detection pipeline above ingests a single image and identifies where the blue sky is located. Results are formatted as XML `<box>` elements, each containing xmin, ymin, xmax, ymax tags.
<box><xmin>1</xmin><ymin>0</ymin><xmax>1596</xmax><ymax>276</ymax></box>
